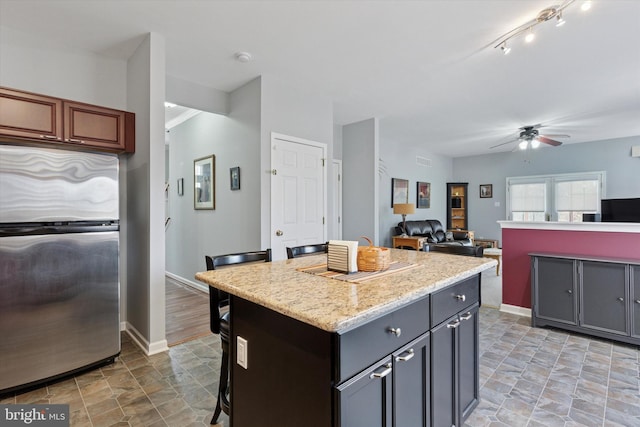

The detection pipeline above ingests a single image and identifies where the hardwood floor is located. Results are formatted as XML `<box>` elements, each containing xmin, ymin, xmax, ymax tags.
<box><xmin>165</xmin><ymin>277</ymin><xmax>210</xmax><ymax>346</ymax></box>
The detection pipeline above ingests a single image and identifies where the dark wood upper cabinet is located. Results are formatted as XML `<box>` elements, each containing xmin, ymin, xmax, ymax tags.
<box><xmin>64</xmin><ymin>102</ymin><xmax>135</xmax><ymax>153</ymax></box>
<box><xmin>0</xmin><ymin>86</ymin><xmax>134</xmax><ymax>154</ymax></box>
<box><xmin>0</xmin><ymin>87</ymin><xmax>63</xmax><ymax>141</ymax></box>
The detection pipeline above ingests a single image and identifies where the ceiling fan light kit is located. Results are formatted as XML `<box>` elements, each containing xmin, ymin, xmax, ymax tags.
<box><xmin>490</xmin><ymin>125</ymin><xmax>570</xmax><ymax>151</ymax></box>
<box><xmin>492</xmin><ymin>0</ymin><xmax>592</xmax><ymax>53</ymax></box>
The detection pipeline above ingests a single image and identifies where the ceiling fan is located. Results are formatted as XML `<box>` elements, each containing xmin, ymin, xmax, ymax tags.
<box><xmin>490</xmin><ymin>125</ymin><xmax>569</xmax><ymax>150</ymax></box>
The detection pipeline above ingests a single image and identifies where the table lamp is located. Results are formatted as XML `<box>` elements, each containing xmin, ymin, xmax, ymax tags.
<box><xmin>394</xmin><ymin>203</ymin><xmax>415</xmax><ymax>236</ymax></box>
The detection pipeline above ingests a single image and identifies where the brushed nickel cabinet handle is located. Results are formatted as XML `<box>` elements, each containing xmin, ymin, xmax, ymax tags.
<box><xmin>460</xmin><ymin>312</ymin><xmax>473</xmax><ymax>321</ymax></box>
<box><xmin>455</xmin><ymin>294</ymin><xmax>466</xmax><ymax>302</ymax></box>
<box><xmin>40</xmin><ymin>135</ymin><xmax>59</xmax><ymax>139</ymax></box>
<box><xmin>369</xmin><ymin>363</ymin><xmax>392</xmax><ymax>379</ymax></box>
<box><xmin>395</xmin><ymin>349</ymin><xmax>414</xmax><ymax>362</ymax></box>
<box><xmin>567</xmin><ymin>290</ymin><xmax>573</xmax><ymax>294</ymax></box>
<box><xmin>67</xmin><ymin>138</ymin><xmax>85</xmax><ymax>143</ymax></box>
<box><xmin>447</xmin><ymin>319</ymin><xmax>461</xmax><ymax>329</ymax></box>
<box><xmin>618</xmin><ymin>297</ymin><xmax>624</xmax><ymax>302</ymax></box>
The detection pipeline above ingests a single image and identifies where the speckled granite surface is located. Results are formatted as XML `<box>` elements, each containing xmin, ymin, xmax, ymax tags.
<box><xmin>195</xmin><ymin>249</ymin><xmax>496</xmax><ymax>333</ymax></box>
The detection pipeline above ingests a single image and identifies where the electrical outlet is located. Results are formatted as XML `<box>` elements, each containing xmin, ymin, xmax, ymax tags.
<box><xmin>237</xmin><ymin>336</ymin><xmax>248</xmax><ymax>369</ymax></box>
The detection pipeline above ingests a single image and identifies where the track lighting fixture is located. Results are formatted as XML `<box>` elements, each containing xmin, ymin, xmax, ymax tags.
<box><xmin>525</xmin><ymin>28</ymin><xmax>535</xmax><ymax>43</ymax></box>
<box><xmin>492</xmin><ymin>0</ymin><xmax>592</xmax><ymax>54</ymax></box>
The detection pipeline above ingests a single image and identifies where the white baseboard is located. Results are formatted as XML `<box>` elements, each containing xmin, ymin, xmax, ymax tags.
<box><xmin>500</xmin><ymin>304</ymin><xmax>531</xmax><ymax>318</ymax></box>
<box><xmin>124</xmin><ymin>322</ymin><xmax>169</xmax><ymax>356</ymax></box>
<box><xmin>166</xmin><ymin>271</ymin><xmax>209</xmax><ymax>293</ymax></box>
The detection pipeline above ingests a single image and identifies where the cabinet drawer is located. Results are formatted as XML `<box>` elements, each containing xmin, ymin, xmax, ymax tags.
<box><xmin>431</xmin><ymin>275</ymin><xmax>479</xmax><ymax>326</ymax></box>
<box><xmin>336</xmin><ymin>296</ymin><xmax>429</xmax><ymax>383</ymax></box>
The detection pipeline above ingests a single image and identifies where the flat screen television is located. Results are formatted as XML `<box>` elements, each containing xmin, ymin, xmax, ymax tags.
<box><xmin>601</xmin><ymin>198</ymin><xmax>640</xmax><ymax>222</ymax></box>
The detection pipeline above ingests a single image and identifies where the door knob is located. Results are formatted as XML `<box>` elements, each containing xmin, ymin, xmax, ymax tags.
<box><xmin>275</xmin><ymin>230</ymin><xmax>283</xmax><ymax>236</ymax></box>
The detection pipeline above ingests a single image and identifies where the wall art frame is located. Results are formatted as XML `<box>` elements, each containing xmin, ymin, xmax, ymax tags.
<box><xmin>416</xmin><ymin>181</ymin><xmax>431</xmax><ymax>209</ymax></box>
<box><xmin>230</xmin><ymin>166</ymin><xmax>240</xmax><ymax>191</ymax></box>
<box><xmin>194</xmin><ymin>155</ymin><xmax>215</xmax><ymax>209</ymax></box>
<box><xmin>391</xmin><ymin>178</ymin><xmax>409</xmax><ymax>207</ymax></box>
<box><xmin>480</xmin><ymin>184</ymin><xmax>493</xmax><ymax>198</ymax></box>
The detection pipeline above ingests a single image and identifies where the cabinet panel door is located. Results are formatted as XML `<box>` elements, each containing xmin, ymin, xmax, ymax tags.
<box><xmin>458</xmin><ymin>306</ymin><xmax>479</xmax><ymax>422</ymax></box>
<box><xmin>632</xmin><ymin>266</ymin><xmax>640</xmax><ymax>339</ymax></box>
<box><xmin>534</xmin><ymin>257</ymin><xmax>577</xmax><ymax>325</ymax></box>
<box><xmin>63</xmin><ymin>102</ymin><xmax>127</xmax><ymax>151</ymax></box>
<box><xmin>336</xmin><ymin>357</ymin><xmax>393</xmax><ymax>427</ymax></box>
<box><xmin>431</xmin><ymin>316</ymin><xmax>456</xmax><ymax>427</ymax></box>
<box><xmin>0</xmin><ymin>87</ymin><xmax>62</xmax><ymax>141</ymax></box>
<box><xmin>580</xmin><ymin>261</ymin><xmax>628</xmax><ymax>335</ymax></box>
<box><xmin>393</xmin><ymin>332</ymin><xmax>430</xmax><ymax>427</ymax></box>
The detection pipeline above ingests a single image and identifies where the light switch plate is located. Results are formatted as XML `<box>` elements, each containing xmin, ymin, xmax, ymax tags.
<box><xmin>237</xmin><ymin>336</ymin><xmax>248</xmax><ymax>369</ymax></box>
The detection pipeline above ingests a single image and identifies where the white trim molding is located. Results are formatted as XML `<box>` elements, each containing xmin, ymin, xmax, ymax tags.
<box><xmin>498</xmin><ymin>220</ymin><xmax>640</xmax><ymax>233</ymax></box>
<box><xmin>500</xmin><ymin>304</ymin><xmax>531</xmax><ymax>318</ymax></box>
<box><xmin>125</xmin><ymin>322</ymin><xmax>169</xmax><ymax>356</ymax></box>
<box><xmin>166</xmin><ymin>271</ymin><xmax>209</xmax><ymax>293</ymax></box>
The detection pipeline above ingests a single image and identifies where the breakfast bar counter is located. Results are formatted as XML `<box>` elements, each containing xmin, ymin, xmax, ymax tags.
<box><xmin>196</xmin><ymin>249</ymin><xmax>496</xmax><ymax>427</ymax></box>
<box><xmin>195</xmin><ymin>249</ymin><xmax>495</xmax><ymax>333</ymax></box>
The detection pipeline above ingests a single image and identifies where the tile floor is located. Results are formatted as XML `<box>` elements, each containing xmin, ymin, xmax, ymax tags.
<box><xmin>1</xmin><ymin>307</ymin><xmax>639</xmax><ymax>426</ymax></box>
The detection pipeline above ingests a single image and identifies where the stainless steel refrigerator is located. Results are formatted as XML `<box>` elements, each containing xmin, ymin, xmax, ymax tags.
<box><xmin>0</xmin><ymin>144</ymin><xmax>120</xmax><ymax>394</ymax></box>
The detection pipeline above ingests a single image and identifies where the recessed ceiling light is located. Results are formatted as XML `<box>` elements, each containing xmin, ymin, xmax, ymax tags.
<box><xmin>234</xmin><ymin>52</ymin><xmax>253</xmax><ymax>63</ymax></box>
<box><xmin>164</xmin><ymin>102</ymin><xmax>177</xmax><ymax>108</ymax></box>
<box><xmin>581</xmin><ymin>1</ymin><xmax>592</xmax><ymax>11</ymax></box>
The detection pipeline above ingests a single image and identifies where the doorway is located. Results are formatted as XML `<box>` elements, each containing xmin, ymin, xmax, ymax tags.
<box><xmin>270</xmin><ymin>133</ymin><xmax>327</xmax><ymax>260</ymax></box>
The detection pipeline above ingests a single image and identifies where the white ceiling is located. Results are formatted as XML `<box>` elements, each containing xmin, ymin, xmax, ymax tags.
<box><xmin>2</xmin><ymin>0</ymin><xmax>639</xmax><ymax>157</ymax></box>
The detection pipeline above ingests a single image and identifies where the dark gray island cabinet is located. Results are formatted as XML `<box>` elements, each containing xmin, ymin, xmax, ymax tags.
<box><xmin>229</xmin><ymin>274</ymin><xmax>480</xmax><ymax>427</ymax></box>
<box><xmin>531</xmin><ymin>253</ymin><xmax>640</xmax><ymax>345</ymax></box>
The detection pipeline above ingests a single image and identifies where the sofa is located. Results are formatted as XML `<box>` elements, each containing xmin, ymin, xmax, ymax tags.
<box><xmin>395</xmin><ymin>219</ymin><xmax>472</xmax><ymax>246</ymax></box>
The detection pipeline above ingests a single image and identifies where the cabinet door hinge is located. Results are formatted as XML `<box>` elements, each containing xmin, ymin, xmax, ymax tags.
<box><xmin>322</xmin><ymin>158</ymin><xmax>325</xmax><ymax>167</ymax></box>
<box><xmin>323</xmin><ymin>217</ymin><xmax>325</xmax><ymax>225</ymax></box>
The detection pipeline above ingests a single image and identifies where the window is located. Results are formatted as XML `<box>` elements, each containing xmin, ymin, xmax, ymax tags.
<box><xmin>507</xmin><ymin>172</ymin><xmax>605</xmax><ymax>222</ymax></box>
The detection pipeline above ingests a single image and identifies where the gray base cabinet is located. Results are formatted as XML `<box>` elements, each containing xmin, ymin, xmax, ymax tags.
<box><xmin>633</xmin><ymin>266</ymin><xmax>640</xmax><ymax>339</ymax></box>
<box><xmin>337</xmin><ymin>332</ymin><xmax>431</xmax><ymax>427</ymax></box>
<box><xmin>431</xmin><ymin>305</ymin><xmax>479</xmax><ymax>427</ymax></box>
<box><xmin>531</xmin><ymin>253</ymin><xmax>640</xmax><ymax>346</ymax></box>
<box><xmin>230</xmin><ymin>274</ymin><xmax>482</xmax><ymax>427</ymax></box>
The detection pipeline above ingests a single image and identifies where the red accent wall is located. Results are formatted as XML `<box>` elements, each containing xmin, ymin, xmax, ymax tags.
<box><xmin>502</xmin><ymin>229</ymin><xmax>640</xmax><ymax>308</ymax></box>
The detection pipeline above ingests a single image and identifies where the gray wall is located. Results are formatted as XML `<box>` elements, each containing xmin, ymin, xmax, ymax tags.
<box><xmin>125</xmin><ymin>33</ymin><xmax>167</xmax><ymax>349</ymax></box>
<box><xmin>166</xmin><ymin>74</ymin><xmax>229</xmax><ymax>116</ymax></box>
<box><xmin>166</xmin><ymin>78</ymin><xmax>262</xmax><ymax>285</ymax></box>
<box><xmin>259</xmin><ymin>75</ymin><xmax>334</xmax><ymax>251</ymax></box>
<box><xmin>343</xmin><ymin>118</ymin><xmax>380</xmax><ymax>243</ymax></box>
<box><xmin>453</xmin><ymin>135</ymin><xmax>640</xmax><ymax>243</ymax></box>
<box><xmin>378</xmin><ymin>140</ymin><xmax>453</xmax><ymax>248</ymax></box>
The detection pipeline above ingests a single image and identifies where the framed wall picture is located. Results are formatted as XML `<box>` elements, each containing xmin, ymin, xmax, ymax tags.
<box><xmin>194</xmin><ymin>155</ymin><xmax>215</xmax><ymax>209</ymax></box>
<box><xmin>391</xmin><ymin>178</ymin><xmax>409</xmax><ymax>207</ymax></box>
<box><xmin>177</xmin><ymin>178</ymin><xmax>184</xmax><ymax>196</ymax></box>
<box><xmin>230</xmin><ymin>166</ymin><xmax>240</xmax><ymax>190</ymax></box>
<box><xmin>480</xmin><ymin>184</ymin><xmax>493</xmax><ymax>198</ymax></box>
<box><xmin>416</xmin><ymin>181</ymin><xmax>431</xmax><ymax>208</ymax></box>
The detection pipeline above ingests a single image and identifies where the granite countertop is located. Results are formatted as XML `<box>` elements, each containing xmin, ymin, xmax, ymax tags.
<box><xmin>195</xmin><ymin>248</ymin><xmax>496</xmax><ymax>333</ymax></box>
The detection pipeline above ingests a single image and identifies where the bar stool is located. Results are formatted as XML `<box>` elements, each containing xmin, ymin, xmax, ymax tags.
<box><xmin>204</xmin><ymin>249</ymin><xmax>272</xmax><ymax>425</ymax></box>
<box><xmin>286</xmin><ymin>243</ymin><xmax>328</xmax><ymax>259</ymax></box>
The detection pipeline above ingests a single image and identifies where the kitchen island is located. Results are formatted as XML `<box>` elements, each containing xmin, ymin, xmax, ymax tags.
<box><xmin>196</xmin><ymin>249</ymin><xmax>496</xmax><ymax>427</ymax></box>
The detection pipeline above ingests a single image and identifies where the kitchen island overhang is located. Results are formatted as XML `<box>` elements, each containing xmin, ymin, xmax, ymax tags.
<box><xmin>196</xmin><ymin>249</ymin><xmax>496</xmax><ymax>427</ymax></box>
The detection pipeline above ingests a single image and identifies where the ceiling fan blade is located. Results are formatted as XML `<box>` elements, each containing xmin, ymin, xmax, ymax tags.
<box><xmin>537</xmin><ymin>136</ymin><xmax>563</xmax><ymax>146</ymax></box>
<box><xmin>490</xmin><ymin>138</ymin><xmax>519</xmax><ymax>149</ymax></box>
<box><xmin>539</xmin><ymin>134</ymin><xmax>570</xmax><ymax>138</ymax></box>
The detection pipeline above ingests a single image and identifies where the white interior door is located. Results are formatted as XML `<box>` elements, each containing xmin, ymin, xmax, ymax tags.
<box><xmin>271</xmin><ymin>133</ymin><xmax>326</xmax><ymax>260</ymax></box>
<box><xmin>331</xmin><ymin>159</ymin><xmax>343</xmax><ymax>240</ymax></box>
